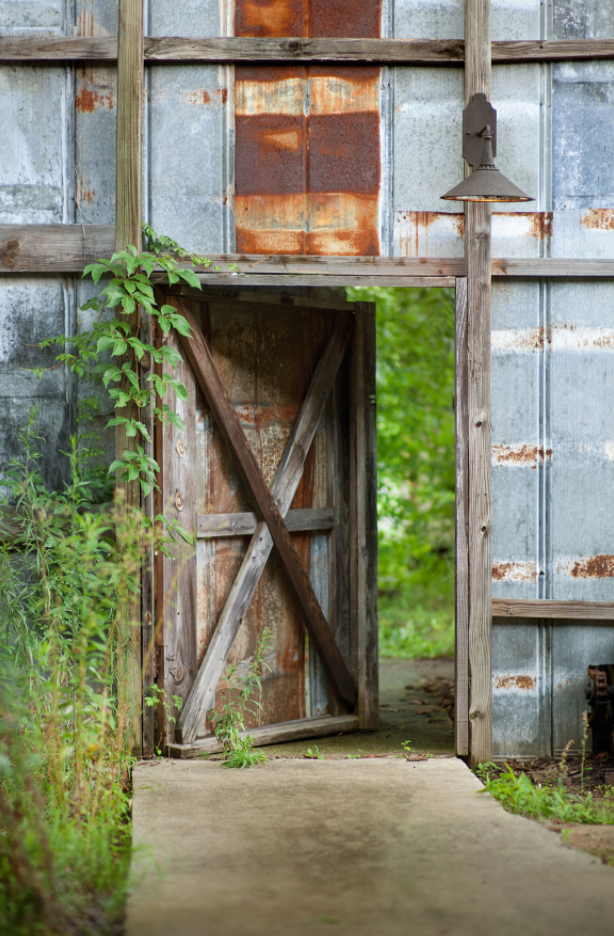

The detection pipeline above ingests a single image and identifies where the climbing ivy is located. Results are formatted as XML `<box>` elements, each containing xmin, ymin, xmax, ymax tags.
<box><xmin>41</xmin><ymin>226</ymin><xmax>239</xmax><ymax>504</ymax></box>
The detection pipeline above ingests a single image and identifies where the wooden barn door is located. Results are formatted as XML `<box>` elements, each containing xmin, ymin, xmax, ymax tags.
<box><xmin>155</xmin><ymin>290</ymin><xmax>377</xmax><ymax>754</ymax></box>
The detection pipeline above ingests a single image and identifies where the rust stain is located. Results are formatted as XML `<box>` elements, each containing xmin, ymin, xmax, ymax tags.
<box><xmin>491</xmin><ymin>327</ymin><xmax>551</xmax><ymax>353</ymax></box>
<box><xmin>571</xmin><ymin>555</ymin><xmax>614</xmax><ymax>579</ymax></box>
<box><xmin>234</xmin><ymin>4</ymin><xmax>381</xmax><ymax>257</ymax></box>
<box><xmin>494</xmin><ymin>675</ymin><xmax>536</xmax><ymax>690</ymax></box>
<box><xmin>397</xmin><ymin>211</ymin><xmax>464</xmax><ymax>257</ymax></box>
<box><xmin>580</xmin><ymin>208</ymin><xmax>614</xmax><ymax>231</ymax></box>
<box><xmin>492</xmin><ymin>561</ymin><xmax>538</xmax><ymax>582</ymax></box>
<box><xmin>185</xmin><ymin>89</ymin><xmax>212</xmax><ymax>106</ymax></box>
<box><xmin>492</xmin><ymin>444</ymin><xmax>552</xmax><ymax>468</ymax></box>
<box><xmin>493</xmin><ymin>211</ymin><xmax>553</xmax><ymax>239</ymax></box>
<box><xmin>236</xmin><ymin>0</ymin><xmax>304</xmax><ymax>38</ymax></box>
<box><xmin>308</xmin><ymin>0</ymin><xmax>381</xmax><ymax>38</ymax></box>
<box><xmin>75</xmin><ymin>86</ymin><xmax>115</xmax><ymax>113</ymax></box>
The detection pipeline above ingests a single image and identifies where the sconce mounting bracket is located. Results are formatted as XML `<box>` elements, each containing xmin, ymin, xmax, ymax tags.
<box><xmin>463</xmin><ymin>93</ymin><xmax>497</xmax><ymax>167</ymax></box>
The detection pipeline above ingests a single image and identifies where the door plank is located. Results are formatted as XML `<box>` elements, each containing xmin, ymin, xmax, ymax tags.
<box><xmin>454</xmin><ymin>277</ymin><xmax>470</xmax><ymax>757</ymax></box>
<box><xmin>168</xmin><ymin>714</ymin><xmax>360</xmax><ymax>758</ymax></box>
<box><xmin>197</xmin><ymin>507</ymin><xmax>335</xmax><ymax>538</ymax></box>
<box><xmin>174</xmin><ymin>301</ymin><xmax>355</xmax><ymax>743</ymax></box>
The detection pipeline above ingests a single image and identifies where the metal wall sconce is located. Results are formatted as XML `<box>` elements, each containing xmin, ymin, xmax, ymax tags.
<box><xmin>441</xmin><ymin>93</ymin><xmax>533</xmax><ymax>202</ymax></box>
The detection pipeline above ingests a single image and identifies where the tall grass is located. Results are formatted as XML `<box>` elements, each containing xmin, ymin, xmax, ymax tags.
<box><xmin>0</xmin><ymin>413</ymin><xmax>146</xmax><ymax>934</ymax></box>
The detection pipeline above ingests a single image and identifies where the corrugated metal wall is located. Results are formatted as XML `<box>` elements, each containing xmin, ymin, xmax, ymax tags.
<box><xmin>2</xmin><ymin>0</ymin><xmax>613</xmax><ymax>756</ymax></box>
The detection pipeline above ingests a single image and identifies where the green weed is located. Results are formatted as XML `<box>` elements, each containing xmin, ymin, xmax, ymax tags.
<box><xmin>305</xmin><ymin>746</ymin><xmax>325</xmax><ymax>760</ymax></box>
<box><xmin>209</xmin><ymin>630</ymin><xmax>272</xmax><ymax>768</ymax></box>
<box><xmin>477</xmin><ymin>764</ymin><xmax>614</xmax><ymax>825</ymax></box>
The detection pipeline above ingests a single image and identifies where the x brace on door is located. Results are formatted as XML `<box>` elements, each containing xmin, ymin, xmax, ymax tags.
<box><xmin>167</xmin><ymin>298</ymin><xmax>357</xmax><ymax>744</ymax></box>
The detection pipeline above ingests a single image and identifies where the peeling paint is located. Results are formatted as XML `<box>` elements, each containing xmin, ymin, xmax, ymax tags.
<box><xmin>494</xmin><ymin>675</ymin><xmax>536</xmax><ymax>690</ymax></box>
<box><xmin>492</xmin><ymin>561</ymin><xmax>538</xmax><ymax>582</ymax></box>
<box><xmin>570</xmin><ymin>556</ymin><xmax>614</xmax><ymax>579</ymax></box>
<box><xmin>580</xmin><ymin>208</ymin><xmax>614</xmax><ymax>231</ymax></box>
<box><xmin>492</xmin><ymin>325</ymin><xmax>614</xmax><ymax>353</ymax></box>
<box><xmin>491</xmin><ymin>444</ymin><xmax>552</xmax><ymax>468</ymax></box>
<box><xmin>492</xmin><ymin>211</ymin><xmax>553</xmax><ymax>239</ymax></box>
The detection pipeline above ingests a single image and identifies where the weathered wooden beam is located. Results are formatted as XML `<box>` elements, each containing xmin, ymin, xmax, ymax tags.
<box><xmin>5</xmin><ymin>226</ymin><xmax>614</xmax><ymax>279</ymax></box>
<box><xmin>175</xmin><ymin>301</ymin><xmax>356</xmax><ymax>743</ymax></box>
<box><xmin>352</xmin><ymin>304</ymin><xmax>379</xmax><ymax>731</ymax></box>
<box><xmin>454</xmin><ymin>278</ymin><xmax>470</xmax><ymax>758</ymax></box>
<box><xmin>493</xmin><ymin>599</ymin><xmax>614</xmax><ymax>620</ymax></box>
<box><xmin>115</xmin><ymin>0</ymin><xmax>144</xmax><ymax>756</ymax></box>
<box><xmin>3</xmin><ymin>36</ymin><xmax>614</xmax><ymax>65</ymax></box>
<box><xmin>465</xmin><ymin>0</ymin><xmax>493</xmax><ymax>769</ymax></box>
<box><xmin>197</xmin><ymin>507</ymin><xmax>335</xmax><ymax>539</ymax></box>
<box><xmin>168</xmin><ymin>714</ymin><xmax>359</xmax><ymax>758</ymax></box>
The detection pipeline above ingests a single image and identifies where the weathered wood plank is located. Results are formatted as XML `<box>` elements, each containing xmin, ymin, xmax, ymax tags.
<box><xmin>158</xmin><ymin>322</ymin><xmax>198</xmax><ymax>747</ymax></box>
<box><xmin>3</xmin><ymin>36</ymin><xmax>614</xmax><ymax>65</ymax></box>
<box><xmin>114</xmin><ymin>0</ymin><xmax>144</xmax><ymax>755</ymax></box>
<box><xmin>352</xmin><ymin>303</ymin><xmax>379</xmax><ymax>731</ymax></box>
<box><xmin>493</xmin><ymin>599</ymin><xmax>614</xmax><ymax>620</ymax></box>
<box><xmin>168</xmin><ymin>714</ymin><xmax>359</xmax><ymax>758</ymax></box>
<box><xmin>5</xmin><ymin>228</ymin><xmax>614</xmax><ymax>279</ymax></box>
<box><xmin>454</xmin><ymin>278</ymin><xmax>470</xmax><ymax>758</ymax></box>
<box><xmin>141</xmin><ymin>316</ymin><xmax>156</xmax><ymax>758</ymax></box>
<box><xmin>175</xmin><ymin>304</ymin><xmax>355</xmax><ymax>743</ymax></box>
<box><xmin>168</xmin><ymin>286</ymin><xmax>357</xmax><ymax>312</ymax></box>
<box><xmin>0</xmin><ymin>225</ymin><xmax>115</xmax><ymax>273</ymax></box>
<box><xmin>197</xmin><ymin>507</ymin><xmax>335</xmax><ymax>539</ymax></box>
<box><xmin>466</xmin><ymin>0</ymin><xmax>493</xmax><ymax>769</ymax></box>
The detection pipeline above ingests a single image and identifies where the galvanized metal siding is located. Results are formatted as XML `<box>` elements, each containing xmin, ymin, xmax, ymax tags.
<box><xmin>1</xmin><ymin>3</ymin><xmax>76</xmax><ymax>494</ymax></box>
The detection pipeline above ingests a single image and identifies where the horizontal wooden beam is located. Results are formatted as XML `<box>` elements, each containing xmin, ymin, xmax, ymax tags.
<box><xmin>169</xmin><ymin>286</ymin><xmax>357</xmax><ymax>311</ymax></box>
<box><xmin>3</xmin><ymin>227</ymin><xmax>614</xmax><ymax>280</ymax></box>
<box><xmin>0</xmin><ymin>225</ymin><xmax>114</xmax><ymax>273</ymax></box>
<box><xmin>197</xmin><ymin>507</ymin><xmax>335</xmax><ymax>539</ymax></box>
<box><xmin>493</xmin><ymin>598</ymin><xmax>614</xmax><ymax>620</ymax></box>
<box><xmin>168</xmin><ymin>713</ymin><xmax>360</xmax><ymax>758</ymax></box>
<box><xmin>2</xmin><ymin>36</ymin><xmax>614</xmax><ymax>65</ymax></box>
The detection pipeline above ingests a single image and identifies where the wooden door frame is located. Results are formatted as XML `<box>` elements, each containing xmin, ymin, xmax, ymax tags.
<box><xmin>153</xmin><ymin>291</ymin><xmax>378</xmax><ymax>757</ymax></box>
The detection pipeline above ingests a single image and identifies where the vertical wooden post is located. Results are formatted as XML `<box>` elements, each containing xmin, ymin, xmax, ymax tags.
<box><xmin>352</xmin><ymin>302</ymin><xmax>379</xmax><ymax>730</ymax></box>
<box><xmin>454</xmin><ymin>277</ymin><xmax>470</xmax><ymax>757</ymax></box>
<box><xmin>465</xmin><ymin>0</ymin><xmax>493</xmax><ymax>766</ymax></box>
<box><xmin>115</xmin><ymin>0</ymin><xmax>144</xmax><ymax>753</ymax></box>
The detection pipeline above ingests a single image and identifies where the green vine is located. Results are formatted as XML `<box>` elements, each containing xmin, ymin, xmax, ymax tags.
<box><xmin>40</xmin><ymin>226</ymin><xmax>239</xmax><ymax>532</ymax></box>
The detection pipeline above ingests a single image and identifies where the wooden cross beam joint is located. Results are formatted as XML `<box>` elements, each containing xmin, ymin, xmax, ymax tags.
<box><xmin>169</xmin><ymin>297</ymin><xmax>357</xmax><ymax>744</ymax></box>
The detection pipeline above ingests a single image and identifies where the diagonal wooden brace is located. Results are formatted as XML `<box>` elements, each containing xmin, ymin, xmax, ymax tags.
<box><xmin>173</xmin><ymin>299</ymin><xmax>356</xmax><ymax>743</ymax></box>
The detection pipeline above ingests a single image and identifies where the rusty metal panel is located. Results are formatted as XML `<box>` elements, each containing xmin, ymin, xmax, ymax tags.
<box><xmin>234</xmin><ymin>0</ymin><xmax>382</xmax><ymax>256</ymax></box>
<box><xmin>194</xmin><ymin>301</ymin><xmax>335</xmax><ymax>730</ymax></box>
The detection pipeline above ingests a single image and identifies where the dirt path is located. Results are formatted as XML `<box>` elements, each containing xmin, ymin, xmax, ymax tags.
<box><xmin>126</xmin><ymin>757</ymin><xmax>614</xmax><ymax>936</ymax></box>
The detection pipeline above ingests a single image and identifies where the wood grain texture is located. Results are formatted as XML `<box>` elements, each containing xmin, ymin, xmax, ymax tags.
<box><xmin>197</xmin><ymin>507</ymin><xmax>335</xmax><ymax>538</ymax></box>
<box><xmin>0</xmin><ymin>225</ymin><xmax>115</xmax><ymax>272</ymax></box>
<box><xmin>114</xmin><ymin>0</ymin><xmax>144</xmax><ymax>754</ymax></box>
<box><xmin>493</xmin><ymin>599</ymin><xmax>614</xmax><ymax>620</ymax></box>
<box><xmin>158</xmin><ymin>325</ymin><xmax>198</xmax><ymax>746</ymax></box>
<box><xmin>3</xmin><ymin>36</ymin><xmax>614</xmax><ymax>64</ymax></box>
<box><xmin>140</xmin><ymin>316</ymin><xmax>156</xmax><ymax>758</ymax></box>
<box><xmin>466</xmin><ymin>0</ymin><xmax>492</xmax><ymax>769</ymax></box>
<box><xmin>6</xmin><ymin>228</ymin><xmax>614</xmax><ymax>279</ymax></box>
<box><xmin>175</xmin><ymin>303</ymin><xmax>355</xmax><ymax>743</ymax></box>
<box><xmin>454</xmin><ymin>278</ymin><xmax>470</xmax><ymax>758</ymax></box>
<box><xmin>168</xmin><ymin>714</ymin><xmax>359</xmax><ymax>758</ymax></box>
<box><xmin>352</xmin><ymin>304</ymin><xmax>379</xmax><ymax>731</ymax></box>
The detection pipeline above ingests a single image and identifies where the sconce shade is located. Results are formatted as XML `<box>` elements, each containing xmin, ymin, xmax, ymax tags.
<box><xmin>442</xmin><ymin>121</ymin><xmax>533</xmax><ymax>202</ymax></box>
<box><xmin>441</xmin><ymin>167</ymin><xmax>534</xmax><ymax>202</ymax></box>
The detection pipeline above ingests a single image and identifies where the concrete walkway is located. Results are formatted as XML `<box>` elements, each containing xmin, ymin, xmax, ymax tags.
<box><xmin>126</xmin><ymin>757</ymin><xmax>614</xmax><ymax>936</ymax></box>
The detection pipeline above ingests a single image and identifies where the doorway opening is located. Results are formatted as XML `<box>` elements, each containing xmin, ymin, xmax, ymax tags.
<box><xmin>346</xmin><ymin>285</ymin><xmax>457</xmax><ymax>756</ymax></box>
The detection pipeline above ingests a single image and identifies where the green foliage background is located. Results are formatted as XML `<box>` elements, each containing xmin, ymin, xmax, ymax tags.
<box><xmin>347</xmin><ymin>287</ymin><xmax>456</xmax><ymax>658</ymax></box>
